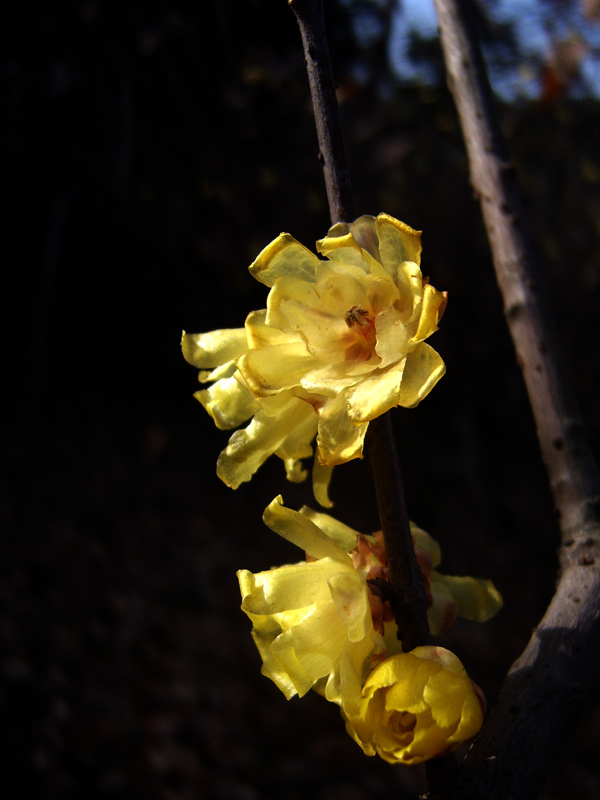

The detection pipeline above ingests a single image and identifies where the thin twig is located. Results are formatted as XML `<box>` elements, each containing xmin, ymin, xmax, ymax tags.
<box><xmin>288</xmin><ymin>0</ymin><xmax>355</xmax><ymax>223</ymax></box>
<box><xmin>432</xmin><ymin>1</ymin><xmax>600</xmax><ymax>797</ymax></box>
<box><xmin>288</xmin><ymin>0</ymin><xmax>430</xmax><ymax>652</ymax></box>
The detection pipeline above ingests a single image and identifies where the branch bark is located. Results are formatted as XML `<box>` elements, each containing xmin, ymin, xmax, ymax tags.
<box><xmin>432</xmin><ymin>1</ymin><xmax>600</xmax><ymax>797</ymax></box>
<box><xmin>288</xmin><ymin>0</ymin><xmax>429</xmax><ymax>652</ymax></box>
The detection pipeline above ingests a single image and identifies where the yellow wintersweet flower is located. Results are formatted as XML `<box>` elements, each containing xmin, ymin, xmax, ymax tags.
<box><xmin>237</xmin><ymin>498</ymin><xmax>501</xmax><ymax>710</ymax></box>
<box><xmin>237</xmin><ymin>496</ymin><xmax>383</xmax><ymax>709</ymax></box>
<box><xmin>343</xmin><ymin>646</ymin><xmax>485</xmax><ymax>765</ymax></box>
<box><xmin>183</xmin><ymin>213</ymin><xmax>446</xmax><ymax>504</ymax></box>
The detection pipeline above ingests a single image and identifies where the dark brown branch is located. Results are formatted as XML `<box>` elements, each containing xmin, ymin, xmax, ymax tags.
<box><xmin>288</xmin><ymin>0</ymin><xmax>429</xmax><ymax>653</ymax></box>
<box><xmin>367</xmin><ymin>415</ymin><xmax>430</xmax><ymax>650</ymax></box>
<box><xmin>288</xmin><ymin>0</ymin><xmax>355</xmax><ymax>223</ymax></box>
<box><xmin>432</xmin><ymin>1</ymin><xmax>600</xmax><ymax>797</ymax></box>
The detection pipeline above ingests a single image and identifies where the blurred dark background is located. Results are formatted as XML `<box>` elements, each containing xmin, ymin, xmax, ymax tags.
<box><xmin>2</xmin><ymin>0</ymin><xmax>600</xmax><ymax>797</ymax></box>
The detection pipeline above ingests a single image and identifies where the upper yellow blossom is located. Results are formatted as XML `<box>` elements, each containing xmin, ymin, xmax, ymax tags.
<box><xmin>183</xmin><ymin>213</ymin><xmax>446</xmax><ymax>504</ymax></box>
<box><xmin>343</xmin><ymin>646</ymin><xmax>485</xmax><ymax>765</ymax></box>
<box><xmin>237</xmin><ymin>498</ymin><xmax>501</xmax><ymax>710</ymax></box>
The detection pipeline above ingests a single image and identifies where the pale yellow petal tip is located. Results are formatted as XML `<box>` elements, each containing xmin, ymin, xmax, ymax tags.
<box><xmin>377</xmin><ymin>212</ymin><xmax>422</xmax><ymax>239</ymax></box>
<box><xmin>342</xmin><ymin>648</ymin><xmax>484</xmax><ymax>764</ymax></box>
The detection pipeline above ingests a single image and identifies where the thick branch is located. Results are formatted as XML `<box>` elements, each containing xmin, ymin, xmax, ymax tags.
<box><xmin>288</xmin><ymin>0</ymin><xmax>429</xmax><ymax>652</ymax></box>
<box><xmin>432</xmin><ymin>1</ymin><xmax>600</xmax><ymax>797</ymax></box>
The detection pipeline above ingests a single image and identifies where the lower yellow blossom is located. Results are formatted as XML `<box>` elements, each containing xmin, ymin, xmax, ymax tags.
<box><xmin>237</xmin><ymin>498</ymin><xmax>501</xmax><ymax>712</ymax></box>
<box><xmin>343</xmin><ymin>647</ymin><xmax>484</xmax><ymax>764</ymax></box>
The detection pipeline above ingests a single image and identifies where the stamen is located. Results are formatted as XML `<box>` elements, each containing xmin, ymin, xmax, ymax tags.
<box><xmin>344</xmin><ymin>305</ymin><xmax>371</xmax><ymax>327</ymax></box>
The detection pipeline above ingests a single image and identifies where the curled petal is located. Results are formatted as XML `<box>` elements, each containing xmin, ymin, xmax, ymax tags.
<box><xmin>433</xmin><ymin>574</ymin><xmax>503</xmax><ymax>623</ymax></box>
<box><xmin>398</xmin><ymin>342</ymin><xmax>446</xmax><ymax>408</ymax></box>
<box><xmin>412</xmin><ymin>283</ymin><xmax>447</xmax><ymax>343</ymax></box>
<box><xmin>312</xmin><ymin>456</ymin><xmax>334</xmax><ymax>509</ymax></box>
<box><xmin>317</xmin><ymin>393</ymin><xmax>368</xmax><ymax>465</ymax></box>
<box><xmin>249</xmin><ymin>233</ymin><xmax>322</xmax><ymax>287</ymax></box>
<box><xmin>245</xmin><ymin>309</ymin><xmax>297</xmax><ymax>349</ymax></box>
<box><xmin>410</xmin><ymin>524</ymin><xmax>442</xmax><ymax>568</ymax></box>
<box><xmin>239</xmin><ymin>560</ymin><xmax>340</xmax><ymax>617</ymax></box>
<box><xmin>376</xmin><ymin>213</ymin><xmax>422</xmax><ymax>273</ymax></box>
<box><xmin>217</xmin><ymin>399</ymin><xmax>315</xmax><ymax>488</ymax></box>
<box><xmin>238</xmin><ymin>342</ymin><xmax>320</xmax><ymax>397</ymax></box>
<box><xmin>374</xmin><ymin>307</ymin><xmax>410</xmax><ymax>368</ymax></box>
<box><xmin>299</xmin><ymin>506</ymin><xmax>358</xmax><ymax>552</ymax></box>
<box><xmin>328</xmin><ymin>571</ymin><xmax>372</xmax><ymax>643</ymax></box>
<box><xmin>181</xmin><ymin>328</ymin><xmax>248</xmax><ymax>369</ymax></box>
<box><xmin>346</xmin><ymin>360</ymin><xmax>407</xmax><ymax>424</ymax></box>
<box><xmin>194</xmin><ymin>374</ymin><xmax>259</xmax><ymax>430</ymax></box>
<box><xmin>263</xmin><ymin>496</ymin><xmax>351</xmax><ymax>563</ymax></box>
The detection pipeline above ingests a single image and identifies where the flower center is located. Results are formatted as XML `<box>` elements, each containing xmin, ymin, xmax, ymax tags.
<box><xmin>344</xmin><ymin>305</ymin><xmax>377</xmax><ymax>361</ymax></box>
<box><xmin>390</xmin><ymin>710</ymin><xmax>417</xmax><ymax>737</ymax></box>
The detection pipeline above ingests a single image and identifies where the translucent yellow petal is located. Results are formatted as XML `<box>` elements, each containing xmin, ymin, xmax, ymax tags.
<box><xmin>434</xmin><ymin>574</ymin><xmax>503</xmax><ymax>622</ymax></box>
<box><xmin>299</xmin><ymin>507</ymin><xmax>358</xmax><ymax>552</ymax></box>
<box><xmin>216</xmin><ymin>399</ymin><xmax>315</xmax><ymax>488</ymax></box>
<box><xmin>391</xmin><ymin>260</ymin><xmax>424</xmax><ymax>322</ymax></box>
<box><xmin>316</xmin><ymin>270</ymin><xmax>372</xmax><ymax>315</ymax></box>
<box><xmin>275</xmin><ymin>408</ymin><xmax>317</xmax><ymax>462</ymax></box>
<box><xmin>270</xmin><ymin>602</ymin><xmax>349</xmax><ymax>696</ymax></box>
<box><xmin>398</xmin><ymin>342</ymin><xmax>446</xmax><ymax>408</ymax></box>
<box><xmin>316</xmin><ymin>230</ymin><xmax>378</xmax><ymax>273</ymax></box>
<box><xmin>283</xmin><ymin>458</ymin><xmax>308</xmax><ymax>483</ymax></box>
<box><xmin>374</xmin><ymin>307</ymin><xmax>410</xmax><ymax>368</ymax></box>
<box><xmin>263</xmin><ymin>496</ymin><xmax>352</xmax><ymax>563</ymax></box>
<box><xmin>413</xmin><ymin>283</ymin><xmax>447</xmax><ymax>343</ymax></box>
<box><xmin>240</xmin><ymin>560</ymin><xmax>340</xmax><ymax>615</ymax></box>
<box><xmin>316</xmin><ymin>392</ymin><xmax>368</xmax><ymax>465</ymax></box>
<box><xmin>346</xmin><ymin>360</ymin><xmax>406</xmax><ymax>424</ymax></box>
<box><xmin>321</xmin><ymin>215</ymin><xmax>382</xmax><ymax>263</ymax></box>
<box><xmin>448</xmin><ymin>689</ymin><xmax>484</xmax><ymax>744</ymax></box>
<box><xmin>301</xmin><ymin>362</ymin><xmax>374</xmax><ymax>399</ymax></box>
<box><xmin>251</xmin><ymin>630</ymin><xmax>298</xmax><ymax>699</ymax></box>
<box><xmin>244</xmin><ymin>308</ymin><xmax>297</xmax><ymax>349</ymax></box>
<box><xmin>237</xmin><ymin>342</ymin><xmax>318</xmax><ymax>397</ymax></box>
<box><xmin>265</xmin><ymin>275</ymin><xmax>322</xmax><ymax>333</ymax></box>
<box><xmin>249</xmin><ymin>233</ymin><xmax>322</xmax><ymax>287</ymax></box>
<box><xmin>411</xmin><ymin>645</ymin><xmax>468</xmax><ymax>676</ymax></box>
<box><xmin>425</xmin><ymin>670</ymin><xmax>483</xmax><ymax>741</ymax></box>
<box><xmin>410</xmin><ymin>523</ymin><xmax>442</xmax><ymax>568</ymax></box>
<box><xmin>425</xmin><ymin>669</ymin><xmax>473</xmax><ymax>728</ymax></box>
<box><xmin>383</xmin><ymin>662</ymin><xmax>436</xmax><ymax>715</ymax></box>
<box><xmin>376</xmin><ymin>213</ymin><xmax>422</xmax><ymax>272</ymax></box>
<box><xmin>312</xmin><ymin>456</ymin><xmax>334</xmax><ymax>508</ymax></box>
<box><xmin>254</xmin><ymin>389</ymin><xmax>300</xmax><ymax>417</ymax></box>
<box><xmin>328</xmin><ymin>571</ymin><xmax>371</xmax><ymax>643</ymax></box>
<box><xmin>181</xmin><ymin>328</ymin><xmax>248</xmax><ymax>368</ymax></box>
<box><xmin>427</xmin><ymin>581</ymin><xmax>457</xmax><ymax>636</ymax></box>
<box><xmin>404</xmin><ymin>709</ymin><xmax>456</xmax><ymax>763</ymax></box>
<box><xmin>197</xmin><ymin>359</ymin><xmax>237</xmax><ymax>384</ymax></box>
<box><xmin>337</xmin><ymin>636</ymin><xmax>381</xmax><ymax>714</ymax></box>
<box><xmin>194</xmin><ymin>374</ymin><xmax>259</xmax><ymax>430</ymax></box>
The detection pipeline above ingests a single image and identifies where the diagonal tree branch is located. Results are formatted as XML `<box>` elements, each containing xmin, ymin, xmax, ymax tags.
<box><xmin>288</xmin><ymin>0</ymin><xmax>430</xmax><ymax>653</ymax></box>
<box><xmin>431</xmin><ymin>1</ymin><xmax>600</xmax><ymax>797</ymax></box>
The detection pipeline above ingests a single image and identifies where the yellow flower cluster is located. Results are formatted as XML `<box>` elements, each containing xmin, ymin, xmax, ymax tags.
<box><xmin>184</xmin><ymin>213</ymin><xmax>500</xmax><ymax>765</ymax></box>
<box><xmin>238</xmin><ymin>497</ymin><xmax>500</xmax><ymax>763</ymax></box>
<box><xmin>183</xmin><ymin>213</ymin><xmax>446</xmax><ymax>505</ymax></box>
